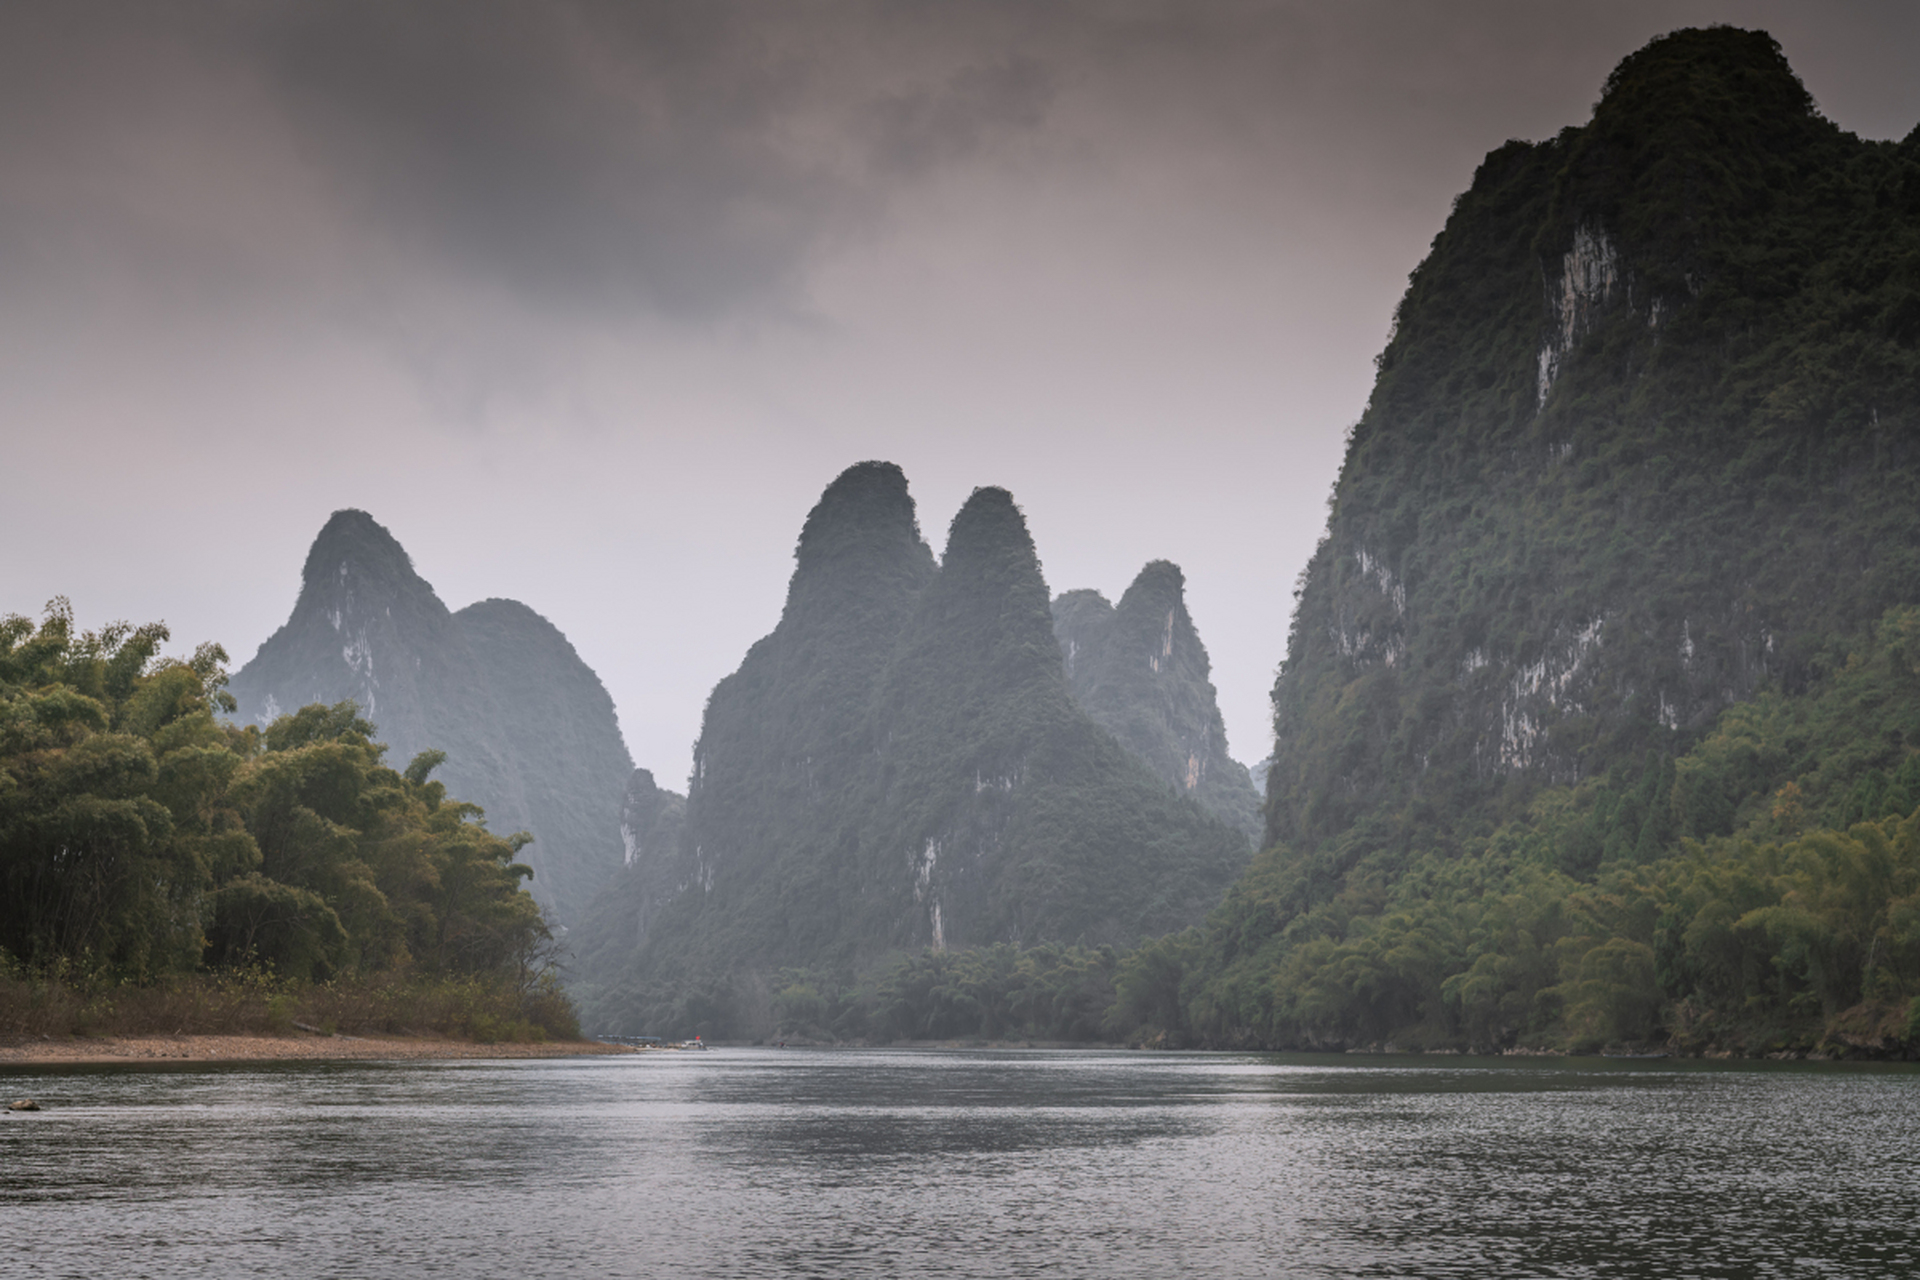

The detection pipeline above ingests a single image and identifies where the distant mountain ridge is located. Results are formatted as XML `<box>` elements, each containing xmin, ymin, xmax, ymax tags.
<box><xmin>227</xmin><ymin>510</ymin><xmax>632</xmax><ymax>928</ymax></box>
<box><xmin>1051</xmin><ymin>562</ymin><xmax>1263</xmax><ymax>843</ymax></box>
<box><xmin>571</xmin><ymin>463</ymin><xmax>1250</xmax><ymax>1036</ymax></box>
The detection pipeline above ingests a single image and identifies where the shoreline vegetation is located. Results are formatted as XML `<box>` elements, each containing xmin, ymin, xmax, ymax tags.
<box><xmin>756</xmin><ymin>1037</ymin><xmax>1909</xmax><ymax>1065</ymax></box>
<box><xmin>7</xmin><ymin>1032</ymin><xmax>1900</xmax><ymax>1069</ymax></box>
<box><xmin>0</xmin><ymin>968</ymin><xmax>586</xmax><ymax>1049</ymax></box>
<box><xmin>0</xmin><ymin>1032</ymin><xmax>633</xmax><ymax>1066</ymax></box>
<box><xmin>1</xmin><ymin>602</ymin><xmax>595</xmax><ymax>1056</ymax></box>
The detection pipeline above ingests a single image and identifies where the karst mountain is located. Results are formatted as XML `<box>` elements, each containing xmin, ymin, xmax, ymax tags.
<box><xmin>1155</xmin><ymin>27</ymin><xmax>1920</xmax><ymax>1054</ymax></box>
<box><xmin>226</xmin><ymin>510</ymin><xmax>632</xmax><ymax>929</ymax></box>
<box><xmin>571</xmin><ymin>463</ymin><xmax>1252</xmax><ymax>1035</ymax></box>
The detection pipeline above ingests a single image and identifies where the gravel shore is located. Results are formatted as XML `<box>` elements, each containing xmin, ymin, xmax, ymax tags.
<box><xmin>0</xmin><ymin>1033</ymin><xmax>638</xmax><ymax>1066</ymax></box>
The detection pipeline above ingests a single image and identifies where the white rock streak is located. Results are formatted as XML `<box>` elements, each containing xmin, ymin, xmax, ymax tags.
<box><xmin>1538</xmin><ymin>225</ymin><xmax>1621</xmax><ymax>409</ymax></box>
<box><xmin>1329</xmin><ymin>546</ymin><xmax>1408</xmax><ymax>666</ymax></box>
<box><xmin>912</xmin><ymin>839</ymin><xmax>945</xmax><ymax>951</ymax></box>
<box><xmin>1499</xmin><ymin>617</ymin><xmax>1604</xmax><ymax>770</ymax></box>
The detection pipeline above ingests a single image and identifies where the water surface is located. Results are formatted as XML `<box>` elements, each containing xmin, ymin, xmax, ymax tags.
<box><xmin>4</xmin><ymin>1048</ymin><xmax>1915</xmax><ymax>1278</ymax></box>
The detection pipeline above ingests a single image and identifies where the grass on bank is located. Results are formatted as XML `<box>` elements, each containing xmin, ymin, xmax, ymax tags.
<box><xmin>0</xmin><ymin>963</ymin><xmax>581</xmax><ymax>1044</ymax></box>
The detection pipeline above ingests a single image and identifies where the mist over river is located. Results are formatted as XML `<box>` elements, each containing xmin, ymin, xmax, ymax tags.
<box><xmin>4</xmin><ymin>1048</ymin><xmax>1916</xmax><ymax>1278</ymax></box>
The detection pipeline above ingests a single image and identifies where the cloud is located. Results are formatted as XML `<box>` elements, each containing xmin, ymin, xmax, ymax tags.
<box><xmin>253</xmin><ymin>2</ymin><xmax>851</xmax><ymax>318</ymax></box>
<box><xmin>9</xmin><ymin>0</ymin><xmax>1914</xmax><ymax>338</ymax></box>
<box><xmin>0</xmin><ymin>1</ymin><xmax>1075</xmax><ymax>327</ymax></box>
<box><xmin>861</xmin><ymin>57</ymin><xmax>1058</xmax><ymax>177</ymax></box>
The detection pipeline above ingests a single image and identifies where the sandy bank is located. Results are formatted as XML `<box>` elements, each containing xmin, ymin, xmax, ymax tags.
<box><xmin>0</xmin><ymin>1032</ymin><xmax>638</xmax><ymax>1066</ymax></box>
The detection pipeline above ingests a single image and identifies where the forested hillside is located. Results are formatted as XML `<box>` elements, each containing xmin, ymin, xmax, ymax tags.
<box><xmin>228</xmin><ymin>511</ymin><xmax>631</xmax><ymax>928</ymax></box>
<box><xmin>570</xmin><ymin>463</ymin><xmax>1249</xmax><ymax>1037</ymax></box>
<box><xmin>1155</xmin><ymin>28</ymin><xmax>1920</xmax><ymax>1056</ymax></box>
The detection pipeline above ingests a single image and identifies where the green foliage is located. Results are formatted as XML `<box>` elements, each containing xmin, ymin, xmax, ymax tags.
<box><xmin>0</xmin><ymin>600</ymin><xmax>570</xmax><ymax>1036</ymax></box>
<box><xmin>864</xmin><ymin>943</ymin><xmax>1121</xmax><ymax>1043</ymax></box>
<box><xmin>0</xmin><ymin>600</ymin><xmax>230</xmax><ymax>978</ymax></box>
<box><xmin>738</xmin><ymin>943</ymin><xmax>1121</xmax><ymax>1045</ymax></box>
<box><xmin>0</xmin><ymin>960</ymin><xmax>579</xmax><ymax>1042</ymax></box>
<box><xmin>1267</xmin><ymin>27</ymin><xmax>1920</xmax><ymax>865</ymax></box>
<box><xmin>1180</xmin><ymin>29</ymin><xmax>1920</xmax><ymax>1057</ymax></box>
<box><xmin>1110</xmin><ymin>928</ymin><xmax>1207</xmax><ymax>1046</ymax></box>
<box><xmin>1164</xmin><ymin>607</ymin><xmax>1920</xmax><ymax>1055</ymax></box>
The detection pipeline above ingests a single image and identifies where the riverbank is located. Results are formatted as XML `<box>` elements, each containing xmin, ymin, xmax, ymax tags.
<box><xmin>0</xmin><ymin>1032</ymin><xmax>638</xmax><ymax>1066</ymax></box>
<box><xmin>1</xmin><ymin>969</ymin><xmax>583</xmax><ymax>1049</ymax></box>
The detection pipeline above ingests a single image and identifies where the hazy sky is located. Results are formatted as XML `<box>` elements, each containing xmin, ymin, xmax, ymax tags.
<box><xmin>5</xmin><ymin>1</ymin><xmax>1917</xmax><ymax>786</ymax></box>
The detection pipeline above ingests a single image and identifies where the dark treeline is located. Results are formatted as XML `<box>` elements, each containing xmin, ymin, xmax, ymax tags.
<box><xmin>0</xmin><ymin>600</ymin><xmax>576</xmax><ymax>1040</ymax></box>
<box><xmin>765</xmin><ymin>944</ymin><xmax>1123</xmax><ymax>1044</ymax></box>
<box><xmin>1136</xmin><ymin>610</ymin><xmax>1920</xmax><ymax>1058</ymax></box>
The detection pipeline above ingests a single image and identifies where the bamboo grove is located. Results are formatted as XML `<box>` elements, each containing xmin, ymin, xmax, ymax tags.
<box><xmin>0</xmin><ymin>600</ymin><xmax>571</xmax><ymax>1035</ymax></box>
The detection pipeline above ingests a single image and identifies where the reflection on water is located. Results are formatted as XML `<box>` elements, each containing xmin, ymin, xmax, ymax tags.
<box><xmin>3</xmin><ymin>1049</ymin><xmax>1916</xmax><ymax>1278</ymax></box>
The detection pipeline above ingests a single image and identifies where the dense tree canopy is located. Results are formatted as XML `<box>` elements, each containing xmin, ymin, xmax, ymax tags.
<box><xmin>1</xmin><ymin>600</ymin><xmax>550</xmax><ymax>989</ymax></box>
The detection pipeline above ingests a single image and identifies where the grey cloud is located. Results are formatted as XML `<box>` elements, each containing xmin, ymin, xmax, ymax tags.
<box><xmin>0</xmin><ymin>1</ymin><xmax>1068</xmax><ymax>325</ymax></box>
<box><xmin>861</xmin><ymin>57</ymin><xmax>1058</xmax><ymax>177</ymax></box>
<box><xmin>251</xmin><ymin>1</ymin><xmax>858</xmax><ymax>318</ymax></box>
<box><xmin>6</xmin><ymin>0</ymin><xmax>1918</xmax><ymax>334</ymax></box>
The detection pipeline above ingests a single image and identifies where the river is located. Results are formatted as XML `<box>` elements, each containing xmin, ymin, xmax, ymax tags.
<box><xmin>4</xmin><ymin>1048</ymin><xmax>1916</xmax><ymax>1278</ymax></box>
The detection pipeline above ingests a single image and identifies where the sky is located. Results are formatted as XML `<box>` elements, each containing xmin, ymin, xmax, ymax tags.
<box><xmin>4</xmin><ymin>1</ymin><xmax>1917</xmax><ymax>787</ymax></box>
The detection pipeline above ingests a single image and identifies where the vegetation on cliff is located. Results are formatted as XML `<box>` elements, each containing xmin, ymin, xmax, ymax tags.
<box><xmin>1160</xmin><ymin>28</ymin><xmax>1920</xmax><ymax>1057</ymax></box>
<box><xmin>456</xmin><ymin>597</ymin><xmax>633</xmax><ymax>927</ymax></box>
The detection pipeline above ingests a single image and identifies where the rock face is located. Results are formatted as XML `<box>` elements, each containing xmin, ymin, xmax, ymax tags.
<box><xmin>1252</xmin><ymin>26</ymin><xmax>1920</xmax><ymax>878</ymax></box>
<box><xmin>454</xmin><ymin>598</ymin><xmax>635</xmax><ymax>926</ymax></box>
<box><xmin>226</xmin><ymin>511</ymin><xmax>526</xmax><ymax>839</ymax></box>
<box><xmin>227</xmin><ymin>511</ymin><xmax>632</xmax><ymax>928</ymax></box>
<box><xmin>566</xmin><ymin>768</ymin><xmax>688</xmax><ymax>1002</ymax></box>
<box><xmin>1051</xmin><ymin>563</ymin><xmax>1264</xmax><ymax>844</ymax></box>
<box><xmin>572</xmin><ymin>463</ymin><xmax>1250</xmax><ymax>1035</ymax></box>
